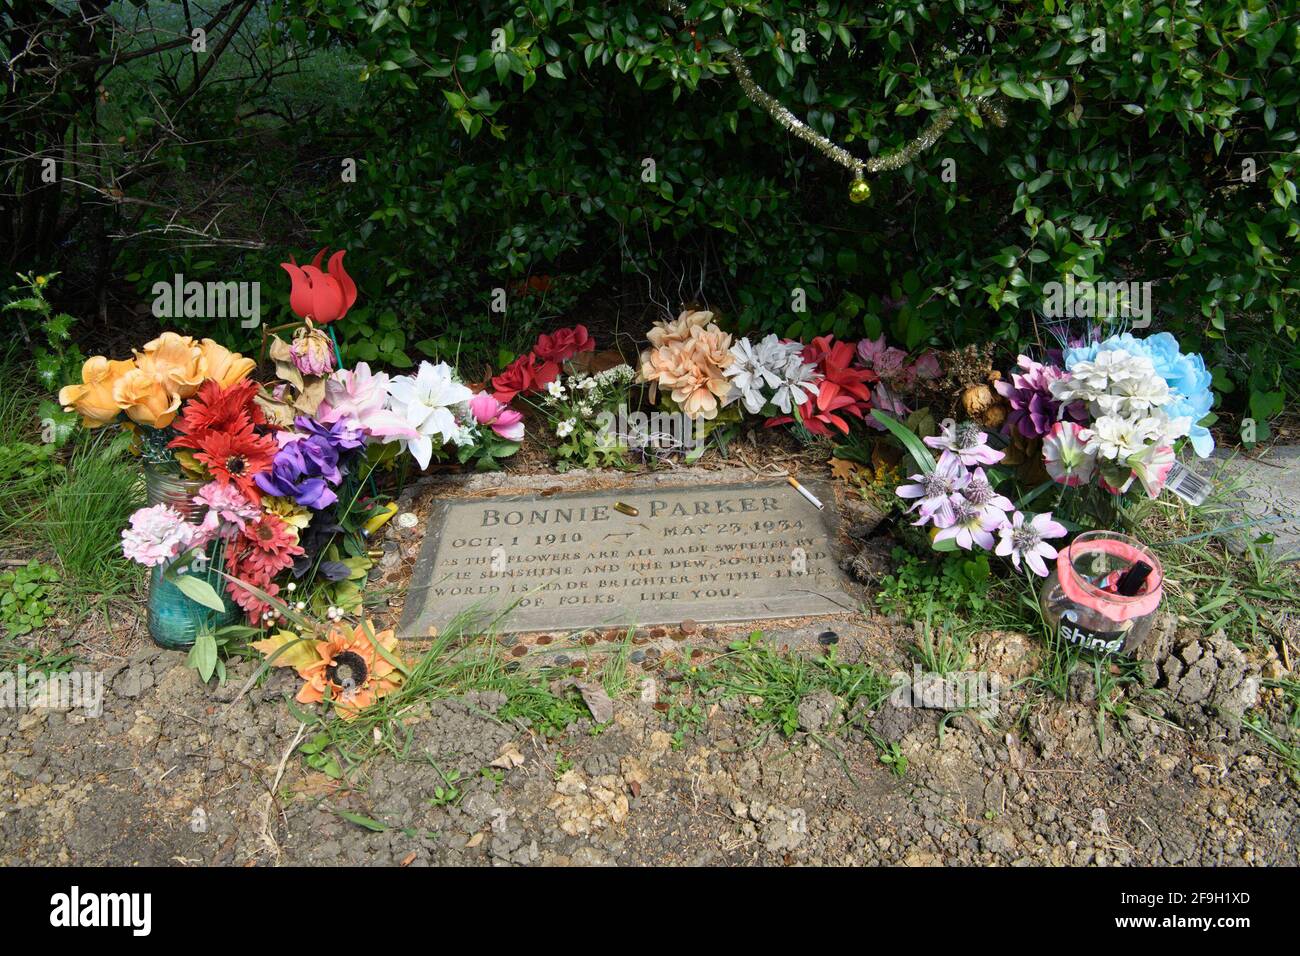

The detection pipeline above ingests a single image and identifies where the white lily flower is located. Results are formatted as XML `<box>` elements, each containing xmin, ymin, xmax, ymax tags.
<box><xmin>387</xmin><ymin>361</ymin><xmax>474</xmax><ymax>468</ymax></box>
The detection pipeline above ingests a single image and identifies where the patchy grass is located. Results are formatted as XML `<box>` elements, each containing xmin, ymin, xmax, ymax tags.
<box><xmin>910</xmin><ymin>608</ymin><xmax>972</xmax><ymax>676</ymax></box>
<box><xmin>680</xmin><ymin>631</ymin><xmax>895</xmax><ymax>746</ymax></box>
<box><xmin>600</xmin><ymin>629</ymin><xmax>637</xmax><ymax>700</ymax></box>
<box><xmin>1245</xmin><ymin>679</ymin><xmax>1300</xmax><ymax>784</ymax></box>
<box><xmin>283</xmin><ymin>618</ymin><xmax>589</xmax><ymax>783</ymax></box>
<box><xmin>1244</xmin><ymin>712</ymin><xmax>1300</xmax><ymax>785</ymax></box>
<box><xmin>41</xmin><ymin>429</ymin><xmax>142</xmax><ymax>595</ymax></box>
<box><xmin>0</xmin><ymin>356</ymin><xmax>144</xmax><ymax>664</ymax></box>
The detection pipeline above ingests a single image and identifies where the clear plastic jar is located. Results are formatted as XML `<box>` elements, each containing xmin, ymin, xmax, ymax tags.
<box><xmin>1039</xmin><ymin>531</ymin><xmax>1163</xmax><ymax>656</ymax></box>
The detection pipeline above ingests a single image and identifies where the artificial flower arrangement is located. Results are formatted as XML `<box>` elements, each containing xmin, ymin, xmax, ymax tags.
<box><xmin>1029</xmin><ymin>331</ymin><xmax>1214</xmax><ymax>497</ymax></box>
<box><xmin>490</xmin><ymin>323</ymin><xmax>596</xmax><ymax>403</ymax></box>
<box><xmin>634</xmin><ymin>311</ymin><xmax>944</xmax><ymax>446</ymax></box>
<box><xmin>492</xmin><ymin>322</ymin><xmax>640</xmax><ymax>470</ymax></box>
<box><xmin>880</xmin><ymin>328</ymin><xmax>1216</xmax><ymax>578</ymax></box>
<box><xmin>764</xmin><ymin>334</ymin><xmax>877</xmax><ymax>436</ymax></box>
<box><xmin>891</xmin><ymin>418</ymin><xmax>1069</xmax><ymax>575</ymax></box>
<box><xmin>538</xmin><ymin>363</ymin><xmax>638</xmax><ymax>470</ymax></box>
<box><xmin>637</xmin><ymin>309</ymin><xmax>736</xmax><ymax>423</ymax></box>
<box><xmin>55</xmin><ymin>248</ymin><xmax>522</xmax><ymax>720</ymax></box>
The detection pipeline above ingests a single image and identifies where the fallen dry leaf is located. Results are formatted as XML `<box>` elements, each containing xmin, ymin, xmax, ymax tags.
<box><xmin>491</xmin><ymin>743</ymin><xmax>525</xmax><ymax>769</ymax></box>
<box><xmin>829</xmin><ymin>457</ymin><xmax>862</xmax><ymax>481</ymax></box>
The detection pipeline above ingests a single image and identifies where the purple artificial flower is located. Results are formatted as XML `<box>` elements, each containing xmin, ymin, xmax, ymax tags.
<box><xmin>293</xmin><ymin>415</ymin><xmax>365</xmax><ymax>455</ymax></box>
<box><xmin>255</xmin><ymin>439</ymin><xmax>338</xmax><ymax>509</ymax></box>
<box><xmin>995</xmin><ymin>511</ymin><xmax>1069</xmax><ymax>577</ymax></box>
<box><xmin>896</xmin><ymin>451</ymin><xmax>969</xmax><ymax>527</ymax></box>
<box><xmin>255</xmin><ymin>417</ymin><xmax>361</xmax><ymax>509</ymax></box>
<box><xmin>924</xmin><ymin>421</ymin><xmax>1004</xmax><ymax>466</ymax></box>
<box><xmin>934</xmin><ymin>496</ymin><xmax>1002</xmax><ymax>550</ymax></box>
<box><xmin>994</xmin><ymin>356</ymin><xmax>1087</xmax><ymax>439</ymax></box>
<box><xmin>959</xmin><ymin>467</ymin><xmax>1014</xmax><ymax>523</ymax></box>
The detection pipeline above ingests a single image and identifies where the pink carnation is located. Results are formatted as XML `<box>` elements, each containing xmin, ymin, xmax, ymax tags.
<box><xmin>194</xmin><ymin>482</ymin><xmax>260</xmax><ymax>536</ymax></box>
<box><xmin>121</xmin><ymin>504</ymin><xmax>211</xmax><ymax>567</ymax></box>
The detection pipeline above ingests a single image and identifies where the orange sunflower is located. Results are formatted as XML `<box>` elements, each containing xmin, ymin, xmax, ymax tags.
<box><xmin>295</xmin><ymin>623</ymin><xmax>405</xmax><ymax>719</ymax></box>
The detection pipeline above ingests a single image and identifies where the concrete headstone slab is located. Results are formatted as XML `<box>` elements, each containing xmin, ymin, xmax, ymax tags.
<box><xmin>399</xmin><ymin>478</ymin><xmax>858</xmax><ymax>636</ymax></box>
<box><xmin>1208</xmin><ymin>445</ymin><xmax>1300</xmax><ymax>562</ymax></box>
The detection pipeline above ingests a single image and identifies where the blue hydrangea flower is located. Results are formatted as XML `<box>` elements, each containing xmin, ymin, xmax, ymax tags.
<box><xmin>1064</xmin><ymin>331</ymin><xmax>1215</xmax><ymax>457</ymax></box>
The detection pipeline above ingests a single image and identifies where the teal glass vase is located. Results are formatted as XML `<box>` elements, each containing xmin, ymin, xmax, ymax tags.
<box><xmin>147</xmin><ymin>563</ymin><xmax>239</xmax><ymax>650</ymax></box>
<box><xmin>143</xmin><ymin>465</ymin><xmax>239</xmax><ymax>649</ymax></box>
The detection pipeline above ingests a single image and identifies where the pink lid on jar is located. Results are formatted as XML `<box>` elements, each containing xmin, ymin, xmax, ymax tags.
<box><xmin>1057</xmin><ymin>532</ymin><xmax>1163</xmax><ymax>623</ymax></box>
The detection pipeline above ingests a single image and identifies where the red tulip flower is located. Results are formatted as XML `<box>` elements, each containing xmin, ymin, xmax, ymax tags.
<box><xmin>281</xmin><ymin>248</ymin><xmax>358</xmax><ymax>324</ymax></box>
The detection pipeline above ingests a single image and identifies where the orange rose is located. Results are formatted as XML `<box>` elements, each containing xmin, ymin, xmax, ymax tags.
<box><xmin>137</xmin><ymin>332</ymin><xmax>205</xmax><ymax>399</ymax></box>
<box><xmin>199</xmin><ymin>338</ymin><xmax>256</xmax><ymax>387</ymax></box>
<box><xmin>113</xmin><ymin>366</ymin><xmax>181</xmax><ymax>428</ymax></box>
<box><xmin>58</xmin><ymin>356</ymin><xmax>133</xmax><ymax>427</ymax></box>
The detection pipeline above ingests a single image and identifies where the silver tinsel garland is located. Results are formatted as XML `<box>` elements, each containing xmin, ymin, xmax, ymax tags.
<box><xmin>663</xmin><ymin>0</ymin><xmax>1007</xmax><ymax>180</ymax></box>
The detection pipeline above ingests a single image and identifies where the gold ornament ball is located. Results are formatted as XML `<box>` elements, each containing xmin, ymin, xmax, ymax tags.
<box><xmin>849</xmin><ymin>179</ymin><xmax>872</xmax><ymax>204</ymax></box>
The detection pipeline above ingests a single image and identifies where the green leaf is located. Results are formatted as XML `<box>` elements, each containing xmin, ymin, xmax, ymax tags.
<box><xmin>170</xmin><ymin>572</ymin><xmax>227</xmax><ymax>613</ymax></box>
<box><xmin>1249</xmin><ymin>389</ymin><xmax>1284</xmax><ymax>422</ymax></box>
<box><xmin>334</xmin><ymin>809</ymin><xmax>388</xmax><ymax>832</ymax></box>
<box><xmin>187</xmin><ymin>633</ymin><xmax>218</xmax><ymax>683</ymax></box>
<box><xmin>1015</xmin><ymin>480</ymin><xmax>1055</xmax><ymax>510</ymax></box>
<box><xmin>871</xmin><ymin>409</ymin><xmax>937</xmax><ymax>472</ymax></box>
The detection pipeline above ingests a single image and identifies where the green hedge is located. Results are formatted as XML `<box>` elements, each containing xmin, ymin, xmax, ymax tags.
<box><xmin>282</xmin><ymin>0</ymin><xmax>1297</xmax><ymax>412</ymax></box>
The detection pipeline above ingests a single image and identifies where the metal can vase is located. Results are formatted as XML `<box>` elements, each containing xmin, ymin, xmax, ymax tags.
<box><xmin>1039</xmin><ymin>531</ymin><xmax>1163</xmax><ymax>656</ymax></box>
<box><xmin>143</xmin><ymin>465</ymin><xmax>239</xmax><ymax>649</ymax></box>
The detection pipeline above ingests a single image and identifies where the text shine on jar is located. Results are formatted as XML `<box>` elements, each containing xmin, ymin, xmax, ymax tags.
<box><xmin>1039</xmin><ymin>531</ymin><xmax>1163</xmax><ymax>656</ymax></box>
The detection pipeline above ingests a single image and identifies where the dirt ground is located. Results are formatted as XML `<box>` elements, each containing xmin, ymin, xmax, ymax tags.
<box><xmin>2</xmin><ymin>600</ymin><xmax>1297</xmax><ymax>867</ymax></box>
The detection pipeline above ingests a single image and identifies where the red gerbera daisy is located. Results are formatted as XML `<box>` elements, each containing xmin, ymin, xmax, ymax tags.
<box><xmin>226</xmin><ymin>574</ymin><xmax>279</xmax><ymax>621</ymax></box>
<box><xmin>236</xmin><ymin>512</ymin><xmax>303</xmax><ymax>580</ymax></box>
<box><xmin>223</xmin><ymin>513</ymin><xmax>303</xmax><ymax>622</ymax></box>
<box><xmin>193</xmin><ymin>425</ymin><xmax>277</xmax><ymax>503</ymax></box>
<box><xmin>170</xmin><ymin>379</ymin><xmax>264</xmax><ymax>450</ymax></box>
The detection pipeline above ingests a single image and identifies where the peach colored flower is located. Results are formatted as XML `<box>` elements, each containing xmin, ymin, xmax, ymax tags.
<box><xmin>295</xmin><ymin>622</ymin><xmax>404</xmax><ymax>719</ymax></box>
<box><xmin>138</xmin><ymin>332</ymin><xmax>205</xmax><ymax>399</ymax></box>
<box><xmin>646</xmin><ymin>309</ymin><xmax>715</xmax><ymax>348</ymax></box>
<box><xmin>691</xmin><ymin>325</ymin><xmax>733</xmax><ymax>372</ymax></box>
<box><xmin>113</xmin><ymin>366</ymin><xmax>181</xmax><ymax>428</ymax></box>
<box><xmin>199</xmin><ymin>338</ymin><xmax>256</xmax><ymax>388</ymax></box>
<box><xmin>58</xmin><ymin>355</ymin><xmax>134</xmax><ymax>427</ymax></box>
<box><xmin>638</xmin><ymin>324</ymin><xmax>733</xmax><ymax>421</ymax></box>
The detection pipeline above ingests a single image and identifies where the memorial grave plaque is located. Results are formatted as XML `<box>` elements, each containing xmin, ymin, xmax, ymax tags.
<box><xmin>399</xmin><ymin>480</ymin><xmax>857</xmax><ymax>636</ymax></box>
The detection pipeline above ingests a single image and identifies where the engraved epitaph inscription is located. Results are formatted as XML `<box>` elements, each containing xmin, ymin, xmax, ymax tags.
<box><xmin>399</xmin><ymin>480</ymin><xmax>856</xmax><ymax>636</ymax></box>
